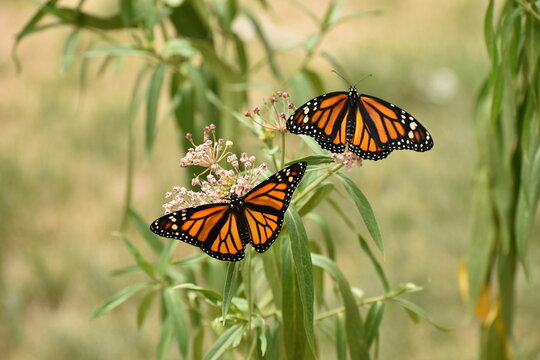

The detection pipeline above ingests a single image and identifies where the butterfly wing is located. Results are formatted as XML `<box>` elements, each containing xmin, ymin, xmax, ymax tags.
<box><xmin>149</xmin><ymin>203</ymin><xmax>247</xmax><ymax>261</ymax></box>
<box><xmin>286</xmin><ymin>92</ymin><xmax>350</xmax><ymax>154</ymax></box>
<box><xmin>242</xmin><ymin>161</ymin><xmax>307</xmax><ymax>253</ymax></box>
<box><xmin>348</xmin><ymin>94</ymin><xmax>433</xmax><ymax>160</ymax></box>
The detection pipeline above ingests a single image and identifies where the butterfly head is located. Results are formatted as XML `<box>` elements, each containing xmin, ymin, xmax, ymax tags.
<box><xmin>348</xmin><ymin>86</ymin><xmax>359</xmax><ymax>99</ymax></box>
<box><xmin>227</xmin><ymin>192</ymin><xmax>244</xmax><ymax>209</ymax></box>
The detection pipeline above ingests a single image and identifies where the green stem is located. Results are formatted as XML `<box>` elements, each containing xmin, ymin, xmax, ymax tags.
<box><xmin>293</xmin><ymin>162</ymin><xmax>344</xmax><ymax>205</ymax></box>
<box><xmin>120</xmin><ymin>114</ymin><xmax>135</xmax><ymax>231</ymax></box>
<box><xmin>280</xmin><ymin>131</ymin><xmax>286</xmax><ymax>168</ymax></box>
<box><xmin>314</xmin><ymin>286</ymin><xmax>410</xmax><ymax>322</ymax></box>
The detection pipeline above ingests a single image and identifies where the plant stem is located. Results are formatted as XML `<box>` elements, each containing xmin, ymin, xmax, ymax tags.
<box><xmin>314</xmin><ymin>286</ymin><xmax>409</xmax><ymax>322</ymax></box>
<box><xmin>293</xmin><ymin>162</ymin><xmax>344</xmax><ymax>205</ymax></box>
<box><xmin>280</xmin><ymin>131</ymin><xmax>286</xmax><ymax>168</ymax></box>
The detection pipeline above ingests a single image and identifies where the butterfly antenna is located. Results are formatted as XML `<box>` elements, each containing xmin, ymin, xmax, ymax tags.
<box><xmin>353</xmin><ymin>74</ymin><xmax>373</xmax><ymax>88</ymax></box>
<box><xmin>331</xmin><ymin>69</ymin><xmax>352</xmax><ymax>87</ymax></box>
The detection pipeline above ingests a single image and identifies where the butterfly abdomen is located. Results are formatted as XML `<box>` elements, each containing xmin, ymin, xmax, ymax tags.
<box><xmin>228</xmin><ymin>196</ymin><xmax>251</xmax><ymax>245</ymax></box>
<box><xmin>345</xmin><ymin>88</ymin><xmax>359</xmax><ymax>143</ymax></box>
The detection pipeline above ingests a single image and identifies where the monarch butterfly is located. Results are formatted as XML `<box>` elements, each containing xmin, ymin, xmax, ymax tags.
<box><xmin>149</xmin><ymin>162</ymin><xmax>307</xmax><ymax>261</ymax></box>
<box><xmin>286</xmin><ymin>87</ymin><xmax>433</xmax><ymax>160</ymax></box>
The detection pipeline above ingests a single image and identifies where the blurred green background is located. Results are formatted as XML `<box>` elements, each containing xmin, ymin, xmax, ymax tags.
<box><xmin>1</xmin><ymin>0</ymin><xmax>539</xmax><ymax>359</ymax></box>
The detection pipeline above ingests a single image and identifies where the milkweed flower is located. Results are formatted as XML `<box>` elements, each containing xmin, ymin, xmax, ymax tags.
<box><xmin>163</xmin><ymin>125</ymin><xmax>267</xmax><ymax>214</ymax></box>
<box><xmin>331</xmin><ymin>150</ymin><xmax>363</xmax><ymax>170</ymax></box>
<box><xmin>244</xmin><ymin>91</ymin><xmax>295</xmax><ymax>134</ymax></box>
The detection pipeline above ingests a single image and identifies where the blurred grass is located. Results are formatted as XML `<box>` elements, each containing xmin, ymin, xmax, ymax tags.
<box><xmin>1</xmin><ymin>0</ymin><xmax>539</xmax><ymax>359</ymax></box>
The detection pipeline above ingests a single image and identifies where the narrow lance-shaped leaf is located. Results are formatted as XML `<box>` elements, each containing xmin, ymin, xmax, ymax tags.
<box><xmin>122</xmin><ymin>238</ymin><xmax>155</xmax><ymax>279</ymax></box>
<box><xmin>281</xmin><ymin>235</ymin><xmax>307</xmax><ymax>359</ymax></box>
<box><xmin>337</xmin><ymin>173</ymin><xmax>384</xmax><ymax>253</ymax></box>
<box><xmin>392</xmin><ymin>297</ymin><xmax>449</xmax><ymax>331</ymax></box>
<box><xmin>286</xmin><ymin>206</ymin><xmax>316</xmax><ymax>357</ymax></box>
<box><xmin>241</xmin><ymin>7</ymin><xmax>281</xmax><ymax>79</ymax></box>
<box><xmin>311</xmin><ymin>254</ymin><xmax>369</xmax><ymax>359</ymax></box>
<box><xmin>146</xmin><ymin>65</ymin><xmax>166</xmax><ymax>156</ymax></box>
<box><xmin>91</xmin><ymin>281</ymin><xmax>155</xmax><ymax>318</ymax></box>
<box><xmin>203</xmin><ymin>324</ymin><xmax>244</xmax><ymax>360</ymax></box>
<box><xmin>157</xmin><ymin>316</ymin><xmax>174</xmax><ymax>360</ymax></box>
<box><xmin>364</xmin><ymin>301</ymin><xmax>385</xmax><ymax>349</ymax></box>
<box><xmin>164</xmin><ymin>287</ymin><xmax>189</xmax><ymax>358</ymax></box>
<box><xmin>130</xmin><ymin>208</ymin><xmax>164</xmax><ymax>253</ymax></box>
<box><xmin>357</xmin><ymin>235</ymin><xmax>390</xmax><ymax>292</ymax></box>
<box><xmin>222</xmin><ymin>261</ymin><xmax>240</xmax><ymax>324</ymax></box>
<box><xmin>60</xmin><ymin>29</ymin><xmax>79</xmax><ymax>74</ymax></box>
<box><xmin>306</xmin><ymin>213</ymin><xmax>335</xmax><ymax>260</ymax></box>
<box><xmin>137</xmin><ymin>289</ymin><xmax>158</xmax><ymax>328</ymax></box>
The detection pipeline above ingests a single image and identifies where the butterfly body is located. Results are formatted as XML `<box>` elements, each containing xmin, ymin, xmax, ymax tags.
<box><xmin>150</xmin><ymin>162</ymin><xmax>307</xmax><ymax>261</ymax></box>
<box><xmin>287</xmin><ymin>87</ymin><xmax>433</xmax><ymax>160</ymax></box>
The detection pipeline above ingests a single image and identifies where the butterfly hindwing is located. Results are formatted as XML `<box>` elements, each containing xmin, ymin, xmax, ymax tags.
<box><xmin>242</xmin><ymin>161</ymin><xmax>307</xmax><ymax>253</ymax></box>
<box><xmin>357</xmin><ymin>94</ymin><xmax>433</xmax><ymax>154</ymax></box>
<box><xmin>150</xmin><ymin>203</ymin><xmax>246</xmax><ymax>261</ymax></box>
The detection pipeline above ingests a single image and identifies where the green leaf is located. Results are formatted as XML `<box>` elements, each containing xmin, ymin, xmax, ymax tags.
<box><xmin>357</xmin><ymin>235</ymin><xmax>390</xmax><ymax>292</ymax></box>
<box><xmin>322</xmin><ymin>0</ymin><xmax>346</xmax><ymax>31</ymax></box>
<box><xmin>85</xmin><ymin>46</ymin><xmax>153</xmax><ymax>58</ymax></box>
<box><xmin>241</xmin><ymin>7</ymin><xmax>281</xmax><ymax>79</ymax></box>
<box><xmin>484</xmin><ymin>0</ymin><xmax>496</xmax><ymax>62</ymax></box>
<box><xmin>146</xmin><ymin>65</ymin><xmax>166</xmax><ymax>156</ymax></box>
<box><xmin>392</xmin><ymin>297</ymin><xmax>449</xmax><ymax>331</ymax></box>
<box><xmin>300</xmin><ymin>136</ymin><xmax>330</xmax><ymax>155</ymax></box>
<box><xmin>232</xmin><ymin>33</ymin><xmax>248</xmax><ymax>75</ymax></box>
<box><xmin>158</xmin><ymin>239</ymin><xmax>177</xmax><ymax>276</ymax></box>
<box><xmin>130</xmin><ymin>208</ymin><xmax>164</xmax><ymax>253</ymax></box>
<box><xmin>172</xmin><ymin>284</ymin><xmax>222</xmax><ymax>306</ymax></box>
<box><xmin>163</xmin><ymin>39</ymin><xmax>199</xmax><ymax>58</ymax></box>
<box><xmin>137</xmin><ymin>289</ymin><xmax>158</xmax><ymax>328</ymax></box>
<box><xmin>91</xmin><ymin>281</ymin><xmax>155</xmax><ymax>318</ymax></box>
<box><xmin>157</xmin><ymin>316</ymin><xmax>174</xmax><ymax>360</ymax></box>
<box><xmin>335</xmin><ymin>314</ymin><xmax>346</xmax><ymax>360</ymax></box>
<box><xmin>291</xmin><ymin>70</ymin><xmax>312</xmax><ymax>106</ymax></box>
<box><xmin>286</xmin><ymin>155</ymin><xmax>334</xmax><ymax>167</ymax></box>
<box><xmin>261</xmin><ymin>245</ymin><xmax>282</xmax><ymax>310</ymax></box>
<box><xmin>304</xmin><ymin>68</ymin><xmax>325</xmax><ymax>95</ymax></box>
<box><xmin>337</xmin><ymin>173</ymin><xmax>384</xmax><ymax>253</ymax></box>
<box><xmin>285</xmin><ymin>206</ymin><xmax>316</xmax><ymax>357</ymax></box>
<box><xmin>123</xmin><ymin>238</ymin><xmax>155</xmax><ymax>279</ymax></box>
<box><xmin>222</xmin><ymin>262</ymin><xmax>240</xmax><ymax>323</ymax></box>
<box><xmin>60</xmin><ymin>29</ymin><xmax>79</xmax><ymax>74</ymax></box>
<box><xmin>468</xmin><ymin>169</ymin><xmax>496</xmax><ymax>312</ymax></box>
<box><xmin>311</xmin><ymin>254</ymin><xmax>369</xmax><ymax>358</ymax></box>
<box><xmin>297</xmin><ymin>182</ymin><xmax>334</xmax><ymax>216</ymax></box>
<box><xmin>164</xmin><ymin>287</ymin><xmax>189</xmax><ymax>358</ymax></box>
<box><xmin>170</xmin><ymin>0</ymin><xmax>212</xmax><ymax>40</ymax></box>
<box><xmin>364</xmin><ymin>301</ymin><xmax>384</xmax><ymax>348</ymax></box>
<box><xmin>12</xmin><ymin>0</ymin><xmax>60</xmax><ymax>70</ymax></box>
<box><xmin>203</xmin><ymin>324</ymin><xmax>244</xmax><ymax>360</ymax></box>
<box><xmin>120</xmin><ymin>0</ymin><xmax>135</xmax><ymax>26</ymax></box>
<box><xmin>281</xmin><ymin>235</ymin><xmax>307</xmax><ymax>359</ymax></box>
<box><xmin>306</xmin><ymin>213</ymin><xmax>335</xmax><ymax>260</ymax></box>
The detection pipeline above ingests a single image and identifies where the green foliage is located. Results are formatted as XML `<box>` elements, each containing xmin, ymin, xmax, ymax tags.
<box><xmin>15</xmin><ymin>0</ymin><xmax>442</xmax><ymax>359</ymax></box>
<box><xmin>471</xmin><ymin>0</ymin><xmax>540</xmax><ymax>358</ymax></box>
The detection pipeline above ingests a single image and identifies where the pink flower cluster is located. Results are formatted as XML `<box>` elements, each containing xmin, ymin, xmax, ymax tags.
<box><xmin>331</xmin><ymin>151</ymin><xmax>363</xmax><ymax>171</ymax></box>
<box><xmin>163</xmin><ymin>125</ymin><xmax>268</xmax><ymax>214</ymax></box>
<box><xmin>244</xmin><ymin>91</ymin><xmax>295</xmax><ymax>133</ymax></box>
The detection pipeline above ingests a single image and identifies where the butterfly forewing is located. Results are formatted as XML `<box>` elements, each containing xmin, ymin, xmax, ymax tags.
<box><xmin>287</xmin><ymin>92</ymin><xmax>349</xmax><ymax>154</ymax></box>
<box><xmin>150</xmin><ymin>203</ymin><xmax>246</xmax><ymax>261</ymax></box>
<box><xmin>242</xmin><ymin>161</ymin><xmax>307</xmax><ymax>253</ymax></box>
